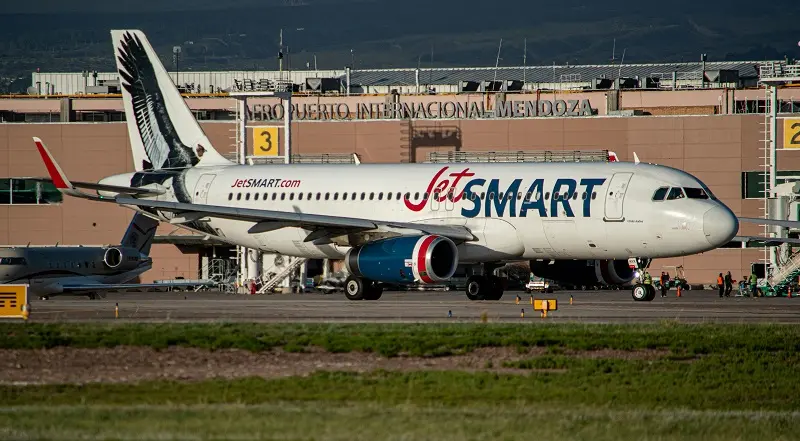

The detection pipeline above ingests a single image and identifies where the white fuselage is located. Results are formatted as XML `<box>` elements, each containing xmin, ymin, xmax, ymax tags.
<box><xmin>101</xmin><ymin>161</ymin><xmax>739</xmax><ymax>263</ymax></box>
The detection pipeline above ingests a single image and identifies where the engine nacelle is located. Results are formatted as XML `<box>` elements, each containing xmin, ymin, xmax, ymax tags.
<box><xmin>345</xmin><ymin>235</ymin><xmax>459</xmax><ymax>285</ymax></box>
<box><xmin>529</xmin><ymin>259</ymin><xmax>647</xmax><ymax>288</ymax></box>
<box><xmin>103</xmin><ymin>247</ymin><xmax>142</xmax><ymax>271</ymax></box>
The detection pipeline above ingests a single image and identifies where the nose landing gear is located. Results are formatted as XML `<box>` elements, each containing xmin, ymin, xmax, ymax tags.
<box><xmin>629</xmin><ymin>257</ymin><xmax>656</xmax><ymax>302</ymax></box>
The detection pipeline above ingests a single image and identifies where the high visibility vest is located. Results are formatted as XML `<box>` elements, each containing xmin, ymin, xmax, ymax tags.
<box><xmin>717</xmin><ymin>276</ymin><xmax>724</xmax><ymax>285</ymax></box>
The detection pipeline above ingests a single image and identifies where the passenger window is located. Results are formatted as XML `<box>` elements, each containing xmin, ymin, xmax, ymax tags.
<box><xmin>378</xmin><ymin>193</ymin><xmax>383</xmax><ymax>200</ymax></box>
<box><xmin>254</xmin><ymin>193</ymin><xmax>259</xmax><ymax>201</ymax></box>
<box><xmin>396</xmin><ymin>192</ymin><xmax>401</xmax><ymax>200</ymax></box>
<box><xmin>488</xmin><ymin>192</ymin><xmax>495</xmax><ymax>200</ymax></box>
<box><xmin>652</xmin><ymin>187</ymin><xmax>669</xmax><ymax>201</ymax></box>
<box><xmin>334</xmin><ymin>193</ymin><xmax>339</xmax><ymax>200</ymax></box>
<box><xmin>581</xmin><ymin>192</ymin><xmax>587</xmax><ymax>200</ymax></box>
<box><xmin>545</xmin><ymin>192</ymin><xmax>550</xmax><ymax>200</ymax></box>
<box><xmin>245</xmin><ymin>193</ymin><xmax>251</xmax><ymax>201</ymax></box>
<box><xmin>404</xmin><ymin>192</ymin><xmax>410</xmax><ymax>200</ymax></box>
<box><xmin>325</xmin><ymin>193</ymin><xmax>330</xmax><ymax>200</ymax></box>
<box><xmin>342</xmin><ymin>193</ymin><xmax>347</xmax><ymax>200</ymax></box>
<box><xmin>369</xmin><ymin>193</ymin><xmax>375</xmax><ymax>200</ymax></box>
<box><xmin>387</xmin><ymin>192</ymin><xmax>392</xmax><ymax>200</ymax></box>
<box><xmin>591</xmin><ymin>192</ymin><xmax>596</xmax><ymax>200</ymax></box>
<box><xmin>298</xmin><ymin>193</ymin><xmax>304</xmax><ymax>200</ymax></box>
<box><xmin>553</xmin><ymin>192</ymin><xmax>559</xmax><ymax>200</ymax></box>
<box><xmin>361</xmin><ymin>193</ymin><xmax>366</xmax><ymax>200</ymax></box>
<box><xmin>289</xmin><ymin>193</ymin><xmax>294</xmax><ymax>200</ymax></box>
<box><xmin>423</xmin><ymin>192</ymin><xmax>428</xmax><ymax>200</ymax></box>
<box><xmin>684</xmin><ymin>187</ymin><xmax>709</xmax><ymax>199</ymax></box>
<box><xmin>414</xmin><ymin>192</ymin><xmax>419</xmax><ymax>200</ymax></box>
<box><xmin>263</xmin><ymin>193</ymin><xmax>268</xmax><ymax>200</ymax></box>
<box><xmin>667</xmin><ymin>187</ymin><xmax>685</xmax><ymax>200</ymax></box>
<box><xmin>272</xmin><ymin>193</ymin><xmax>277</xmax><ymax>201</ymax></box>
<box><xmin>236</xmin><ymin>193</ymin><xmax>242</xmax><ymax>201</ymax></box>
<box><xmin>316</xmin><ymin>193</ymin><xmax>321</xmax><ymax>200</ymax></box>
<box><xmin>572</xmin><ymin>192</ymin><xmax>578</xmax><ymax>200</ymax></box>
<box><xmin>228</xmin><ymin>193</ymin><xmax>233</xmax><ymax>201</ymax></box>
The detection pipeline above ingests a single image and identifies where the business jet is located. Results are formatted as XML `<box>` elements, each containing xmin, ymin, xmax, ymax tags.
<box><xmin>0</xmin><ymin>212</ymin><xmax>201</xmax><ymax>300</ymax></box>
<box><xmin>32</xmin><ymin>29</ymin><xmax>757</xmax><ymax>303</ymax></box>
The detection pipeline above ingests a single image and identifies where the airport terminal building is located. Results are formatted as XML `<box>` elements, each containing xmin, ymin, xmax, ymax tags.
<box><xmin>1</xmin><ymin>59</ymin><xmax>800</xmax><ymax>286</ymax></box>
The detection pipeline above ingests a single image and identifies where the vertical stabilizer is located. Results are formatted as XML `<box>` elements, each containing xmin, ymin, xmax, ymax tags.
<box><xmin>121</xmin><ymin>212</ymin><xmax>159</xmax><ymax>256</ymax></box>
<box><xmin>111</xmin><ymin>30</ymin><xmax>232</xmax><ymax>172</ymax></box>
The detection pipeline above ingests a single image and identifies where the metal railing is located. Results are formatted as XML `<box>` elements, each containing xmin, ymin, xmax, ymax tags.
<box><xmin>426</xmin><ymin>150</ymin><xmax>610</xmax><ymax>163</ymax></box>
<box><xmin>759</xmin><ymin>62</ymin><xmax>800</xmax><ymax>80</ymax></box>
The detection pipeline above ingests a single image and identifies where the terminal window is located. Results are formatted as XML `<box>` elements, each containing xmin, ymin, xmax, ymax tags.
<box><xmin>0</xmin><ymin>179</ymin><xmax>63</xmax><ymax>205</ymax></box>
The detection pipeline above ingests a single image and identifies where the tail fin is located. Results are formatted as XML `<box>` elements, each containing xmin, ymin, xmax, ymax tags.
<box><xmin>120</xmin><ymin>212</ymin><xmax>159</xmax><ymax>256</ymax></box>
<box><xmin>111</xmin><ymin>30</ymin><xmax>231</xmax><ymax>172</ymax></box>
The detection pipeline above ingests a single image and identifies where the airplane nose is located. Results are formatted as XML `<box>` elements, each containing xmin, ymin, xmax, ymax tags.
<box><xmin>703</xmin><ymin>205</ymin><xmax>739</xmax><ymax>247</ymax></box>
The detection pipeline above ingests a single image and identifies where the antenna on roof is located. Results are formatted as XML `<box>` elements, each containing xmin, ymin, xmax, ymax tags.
<box><xmin>618</xmin><ymin>48</ymin><xmax>627</xmax><ymax>79</ymax></box>
<box><xmin>523</xmin><ymin>38</ymin><xmax>527</xmax><ymax>85</ymax></box>
<box><xmin>611</xmin><ymin>38</ymin><xmax>616</xmax><ymax>62</ymax></box>
<box><xmin>493</xmin><ymin>38</ymin><xmax>503</xmax><ymax>86</ymax></box>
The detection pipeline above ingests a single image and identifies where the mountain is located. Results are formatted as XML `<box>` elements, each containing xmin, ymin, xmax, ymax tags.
<box><xmin>0</xmin><ymin>0</ymin><xmax>798</xmax><ymax>89</ymax></box>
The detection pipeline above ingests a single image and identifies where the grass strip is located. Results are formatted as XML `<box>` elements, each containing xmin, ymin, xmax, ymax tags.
<box><xmin>3</xmin><ymin>322</ymin><xmax>800</xmax><ymax>356</ymax></box>
<box><xmin>2</xmin><ymin>402</ymin><xmax>798</xmax><ymax>441</ymax></box>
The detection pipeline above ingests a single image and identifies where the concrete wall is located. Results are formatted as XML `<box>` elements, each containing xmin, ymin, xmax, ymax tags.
<box><xmin>0</xmin><ymin>114</ymin><xmax>779</xmax><ymax>285</ymax></box>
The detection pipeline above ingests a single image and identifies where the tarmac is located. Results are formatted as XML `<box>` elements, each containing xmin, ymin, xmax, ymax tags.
<box><xmin>19</xmin><ymin>289</ymin><xmax>800</xmax><ymax>324</ymax></box>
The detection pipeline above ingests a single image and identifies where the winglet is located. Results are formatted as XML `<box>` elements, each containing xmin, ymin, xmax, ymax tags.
<box><xmin>633</xmin><ymin>152</ymin><xmax>641</xmax><ymax>164</ymax></box>
<box><xmin>33</xmin><ymin>137</ymin><xmax>73</xmax><ymax>190</ymax></box>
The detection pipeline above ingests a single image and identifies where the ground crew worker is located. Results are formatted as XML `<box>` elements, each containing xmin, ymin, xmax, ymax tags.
<box><xmin>724</xmin><ymin>271</ymin><xmax>733</xmax><ymax>297</ymax></box>
<box><xmin>749</xmin><ymin>272</ymin><xmax>759</xmax><ymax>297</ymax></box>
<box><xmin>660</xmin><ymin>272</ymin><xmax>669</xmax><ymax>297</ymax></box>
<box><xmin>643</xmin><ymin>271</ymin><xmax>652</xmax><ymax>286</ymax></box>
<box><xmin>717</xmin><ymin>273</ymin><xmax>725</xmax><ymax>298</ymax></box>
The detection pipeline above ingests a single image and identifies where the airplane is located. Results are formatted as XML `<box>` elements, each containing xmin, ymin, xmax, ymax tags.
<box><xmin>0</xmin><ymin>212</ymin><xmax>202</xmax><ymax>300</ymax></box>
<box><xmin>30</xmin><ymin>29</ymin><xmax>781</xmax><ymax>303</ymax></box>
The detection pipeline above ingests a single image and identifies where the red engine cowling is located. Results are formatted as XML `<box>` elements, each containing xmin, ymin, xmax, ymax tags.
<box><xmin>529</xmin><ymin>259</ymin><xmax>644</xmax><ymax>288</ymax></box>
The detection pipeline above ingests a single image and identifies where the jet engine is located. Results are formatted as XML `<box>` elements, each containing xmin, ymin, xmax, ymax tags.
<box><xmin>345</xmin><ymin>235</ymin><xmax>459</xmax><ymax>285</ymax></box>
<box><xmin>102</xmin><ymin>247</ymin><xmax>142</xmax><ymax>271</ymax></box>
<box><xmin>529</xmin><ymin>259</ymin><xmax>648</xmax><ymax>289</ymax></box>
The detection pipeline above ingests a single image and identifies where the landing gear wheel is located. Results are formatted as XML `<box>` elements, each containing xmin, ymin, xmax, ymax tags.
<box><xmin>344</xmin><ymin>276</ymin><xmax>366</xmax><ymax>301</ymax></box>
<box><xmin>465</xmin><ymin>275</ymin><xmax>487</xmax><ymax>301</ymax></box>
<box><xmin>363</xmin><ymin>283</ymin><xmax>383</xmax><ymax>301</ymax></box>
<box><xmin>645</xmin><ymin>284</ymin><xmax>656</xmax><ymax>300</ymax></box>
<box><xmin>483</xmin><ymin>276</ymin><xmax>504</xmax><ymax>301</ymax></box>
<box><xmin>632</xmin><ymin>284</ymin><xmax>654</xmax><ymax>302</ymax></box>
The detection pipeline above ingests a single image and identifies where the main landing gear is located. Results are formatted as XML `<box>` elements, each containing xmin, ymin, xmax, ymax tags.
<box><xmin>344</xmin><ymin>276</ymin><xmax>383</xmax><ymax>301</ymax></box>
<box><xmin>464</xmin><ymin>263</ymin><xmax>505</xmax><ymax>301</ymax></box>
<box><xmin>465</xmin><ymin>275</ymin><xmax>505</xmax><ymax>301</ymax></box>
<box><xmin>631</xmin><ymin>283</ymin><xmax>656</xmax><ymax>301</ymax></box>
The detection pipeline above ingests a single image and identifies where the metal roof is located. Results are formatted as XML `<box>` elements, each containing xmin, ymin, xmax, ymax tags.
<box><xmin>349</xmin><ymin>61</ymin><xmax>772</xmax><ymax>86</ymax></box>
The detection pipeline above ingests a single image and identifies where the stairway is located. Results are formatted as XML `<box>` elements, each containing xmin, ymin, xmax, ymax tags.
<box><xmin>768</xmin><ymin>252</ymin><xmax>800</xmax><ymax>295</ymax></box>
<box><xmin>257</xmin><ymin>256</ymin><xmax>307</xmax><ymax>294</ymax></box>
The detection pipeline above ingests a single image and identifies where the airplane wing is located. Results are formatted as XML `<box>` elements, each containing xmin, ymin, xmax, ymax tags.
<box><xmin>34</xmin><ymin>137</ymin><xmax>477</xmax><ymax>243</ymax></box>
<box><xmin>113</xmin><ymin>196</ymin><xmax>476</xmax><ymax>242</ymax></box>
<box><xmin>739</xmin><ymin>217</ymin><xmax>800</xmax><ymax>229</ymax></box>
<box><xmin>730</xmin><ymin>235</ymin><xmax>800</xmax><ymax>246</ymax></box>
<box><xmin>60</xmin><ymin>281</ymin><xmax>211</xmax><ymax>292</ymax></box>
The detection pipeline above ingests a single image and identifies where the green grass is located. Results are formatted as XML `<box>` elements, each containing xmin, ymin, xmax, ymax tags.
<box><xmin>3</xmin><ymin>322</ymin><xmax>800</xmax><ymax>356</ymax></box>
<box><xmin>4</xmin><ymin>323</ymin><xmax>800</xmax><ymax>440</ymax></box>
<box><xmin>1</xmin><ymin>403</ymin><xmax>797</xmax><ymax>441</ymax></box>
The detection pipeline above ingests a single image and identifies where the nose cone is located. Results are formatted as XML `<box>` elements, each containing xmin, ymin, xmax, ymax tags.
<box><xmin>703</xmin><ymin>205</ymin><xmax>739</xmax><ymax>247</ymax></box>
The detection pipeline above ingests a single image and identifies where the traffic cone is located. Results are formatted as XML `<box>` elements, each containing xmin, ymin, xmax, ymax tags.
<box><xmin>788</xmin><ymin>287</ymin><xmax>792</xmax><ymax>298</ymax></box>
<box><xmin>677</xmin><ymin>286</ymin><xmax>682</xmax><ymax>297</ymax></box>
<box><xmin>570</xmin><ymin>295</ymin><xmax>573</xmax><ymax>305</ymax></box>
<box><xmin>515</xmin><ymin>295</ymin><xmax>520</xmax><ymax>305</ymax></box>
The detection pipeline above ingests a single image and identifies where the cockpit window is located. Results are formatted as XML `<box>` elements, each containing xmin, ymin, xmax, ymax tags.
<box><xmin>684</xmin><ymin>187</ymin><xmax>710</xmax><ymax>199</ymax></box>
<box><xmin>652</xmin><ymin>187</ymin><xmax>669</xmax><ymax>201</ymax></box>
<box><xmin>667</xmin><ymin>187</ymin><xmax>685</xmax><ymax>200</ymax></box>
<box><xmin>0</xmin><ymin>257</ymin><xmax>27</xmax><ymax>265</ymax></box>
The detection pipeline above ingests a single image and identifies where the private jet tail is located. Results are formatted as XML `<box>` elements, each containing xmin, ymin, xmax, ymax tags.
<box><xmin>111</xmin><ymin>30</ymin><xmax>232</xmax><ymax>172</ymax></box>
<box><xmin>120</xmin><ymin>212</ymin><xmax>159</xmax><ymax>256</ymax></box>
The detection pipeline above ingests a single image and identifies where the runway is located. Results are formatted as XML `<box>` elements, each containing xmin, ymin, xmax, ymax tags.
<box><xmin>21</xmin><ymin>289</ymin><xmax>800</xmax><ymax>324</ymax></box>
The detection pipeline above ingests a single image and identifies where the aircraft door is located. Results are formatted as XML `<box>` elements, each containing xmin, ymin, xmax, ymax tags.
<box><xmin>430</xmin><ymin>191</ymin><xmax>441</xmax><ymax>212</ymax></box>
<box><xmin>604</xmin><ymin>172</ymin><xmax>633</xmax><ymax>221</ymax></box>
<box><xmin>193</xmin><ymin>174</ymin><xmax>217</xmax><ymax>204</ymax></box>
<box><xmin>445</xmin><ymin>190</ymin><xmax>455</xmax><ymax>211</ymax></box>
